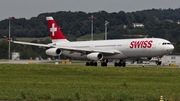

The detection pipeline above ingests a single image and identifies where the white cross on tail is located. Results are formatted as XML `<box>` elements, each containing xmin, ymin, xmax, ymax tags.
<box><xmin>50</xmin><ymin>23</ymin><xmax>57</xmax><ymax>36</ymax></box>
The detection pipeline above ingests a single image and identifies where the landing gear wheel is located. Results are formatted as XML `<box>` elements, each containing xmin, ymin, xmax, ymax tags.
<box><xmin>101</xmin><ymin>62</ymin><xmax>107</xmax><ymax>66</ymax></box>
<box><xmin>115</xmin><ymin>60</ymin><xmax>126</xmax><ymax>67</ymax></box>
<box><xmin>86</xmin><ymin>62</ymin><xmax>90</xmax><ymax>66</ymax></box>
<box><xmin>156</xmin><ymin>61</ymin><xmax>162</xmax><ymax>65</ymax></box>
<box><xmin>93</xmin><ymin>62</ymin><xmax>97</xmax><ymax>66</ymax></box>
<box><xmin>90</xmin><ymin>61</ymin><xmax>94</xmax><ymax>66</ymax></box>
<box><xmin>101</xmin><ymin>59</ymin><xmax>108</xmax><ymax>67</ymax></box>
<box><xmin>86</xmin><ymin>61</ymin><xmax>98</xmax><ymax>66</ymax></box>
<box><xmin>114</xmin><ymin>62</ymin><xmax>118</xmax><ymax>67</ymax></box>
<box><xmin>122</xmin><ymin>62</ymin><xmax>126</xmax><ymax>67</ymax></box>
<box><xmin>118</xmin><ymin>62</ymin><xmax>122</xmax><ymax>67</ymax></box>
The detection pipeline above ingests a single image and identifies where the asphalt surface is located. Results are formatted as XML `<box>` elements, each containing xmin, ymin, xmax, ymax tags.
<box><xmin>0</xmin><ymin>60</ymin><xmax>179</xmax><ymax>68</ymax></box>
<box><xmin>0</xmin><ymin>60</ymin><xmax>50</xmax><ymax>64</ymax></box>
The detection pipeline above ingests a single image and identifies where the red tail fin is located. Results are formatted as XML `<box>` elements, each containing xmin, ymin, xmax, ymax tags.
<box><xmin>46</xmin><ymin>17</ymin><xmax>68</xmax><ymax>42</ymax></box>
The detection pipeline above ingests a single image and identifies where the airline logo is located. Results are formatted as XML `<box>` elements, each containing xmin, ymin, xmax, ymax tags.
<box><xmin>46</xmin><ymin>17</ymin><xmax>65</xmax><ymax>40</ymax></box>
<box><xmin>130</xmin><ymin>40</ymin><xmax>153</xmax><ymax>49</ymax></box>
<box><xmin>50</xmin><ymin>23</ymin><xmax>57</xmax><ymax>36</ymax></box>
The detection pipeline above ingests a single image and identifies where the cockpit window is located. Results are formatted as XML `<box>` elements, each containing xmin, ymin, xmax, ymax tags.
<box><xmin>162</xmin><ymin>42</ymin><xmax>171</xmax><ymax>45</ymax></box>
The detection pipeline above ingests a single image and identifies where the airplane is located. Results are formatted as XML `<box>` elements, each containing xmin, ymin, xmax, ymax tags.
<box><xmin>5</xmin><ymin>16</ymin><xmax>174</xmax><ymax>67</ymax></box>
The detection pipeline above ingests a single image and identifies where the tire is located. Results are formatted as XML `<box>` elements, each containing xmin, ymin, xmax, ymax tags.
<box><xmin>93</xmin><ymin>62</ymin><xmax>97</xmax><ymax>66</ymax></box>
<box><xmin>101</xmin><ymin>62</ymin><xmax>107</xmax><ymax>67</ymax></box>
<box><xmin>114</xmin><ymin>62</ymin><xmax>118</xmax><ymax>67</ymax></box>
<box><xmin>122</xmin><ymin>62</ymin><xmax>126</xmax><ymax>67</ymax></box>
<box><xmin>118</xmin><ymin>62</ymin><xmax>122</xmax><ymax>67</ymax></box>
<box><xmin>86</xmin><ymin>62</ymin><xmax>90</xmax><ymax>66</ymax></box>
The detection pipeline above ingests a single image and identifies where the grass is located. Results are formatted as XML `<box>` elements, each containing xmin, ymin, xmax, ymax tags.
<box><xmin>0</xmin><ymin>64</ymin><xmax>180</xmax><ymax>101</ymax></box>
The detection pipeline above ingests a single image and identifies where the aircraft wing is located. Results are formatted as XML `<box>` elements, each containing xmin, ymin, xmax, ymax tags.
<box><xmin>5</xmin><ymin>36</ymin><xmax>120</xmax><ymax>54</ymax></box>
<box><xmin>59</xmin><ymin>46</ymin><xmax>121</xmax><ymax>54</ymax></box>
<box><xmin>12</xmin><ymin>40</ymin><xmax>51</xmax><ymax>47</ymax></box>
<box><xmin>13</xmin><ymin>41</ymin><xmax>120</xmax><ymax>54</ymax></box>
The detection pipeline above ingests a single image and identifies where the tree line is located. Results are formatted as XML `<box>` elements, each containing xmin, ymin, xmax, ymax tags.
<box><xmin>0</xmin><ymin>8</ymin><xmax>180</xmax><ymax>59</ymax></box>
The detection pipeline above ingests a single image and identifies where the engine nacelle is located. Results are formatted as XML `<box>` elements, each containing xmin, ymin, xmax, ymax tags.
<box><xmin>45</xmin><ymin>48</ymin><xmax>62</xmax><ymax>56</ymax></box>
<box><xmin>87</xmin><ymin>53</ymin><xmax>103</xmax><ymax>61</ymax></box>
<box><xmin>138</xmin><ymin>57</ymin><xmax>152</xmax><ymax>61</ymax></box>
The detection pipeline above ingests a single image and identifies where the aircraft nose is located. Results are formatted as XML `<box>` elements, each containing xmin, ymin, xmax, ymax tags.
<box><xmin>167</xmin><ymin>45</ymin><xmax>174</xmax><ymax>53</ymax></box>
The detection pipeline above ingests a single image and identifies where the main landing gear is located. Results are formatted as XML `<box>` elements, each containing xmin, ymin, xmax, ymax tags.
<box><xmin>85</xmin><ymin>60</ymin><xmax>108</xmax><ymax>66</ymax></box>
<box><xmin>114</xmin><ymin>60</ymin><xmax>126</xmax><ymax>67</ymax></box>
<box><xmin>86</xmin><ymin>61</ymin><xmax>97</xmax><ymax>66</ymax></box>
<box><xmin>85</xmin><ymin>59</ymin><xmax>126</xmax><ymax>67</ymax></box>
<box><xmin>101</xmin><ymin>59</ymin><xmax>108</xmax><ymax>66</ymax></box>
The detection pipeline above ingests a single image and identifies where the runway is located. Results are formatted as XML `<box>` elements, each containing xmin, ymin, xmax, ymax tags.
<box><xmin>0</xmin><ymin>60</ymin><xmax>51</xmax><ymax>64</ymax></box>
<box><xmin>0</xmin><ymin>59</ymin><xmax>179</xmax><ymax>68</ymax></box>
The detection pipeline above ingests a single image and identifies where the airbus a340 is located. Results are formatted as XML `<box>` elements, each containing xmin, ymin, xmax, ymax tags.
<box><xmin>5</xmin><ymin>17</ymin><xmax>174</xmax><ymax>67</ymax></box>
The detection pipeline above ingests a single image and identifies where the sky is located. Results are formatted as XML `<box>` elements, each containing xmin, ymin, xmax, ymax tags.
<box><xmin>0</xmin><ymin>0</ymin><xmax>180</xmax><ymax>20</ymax></box>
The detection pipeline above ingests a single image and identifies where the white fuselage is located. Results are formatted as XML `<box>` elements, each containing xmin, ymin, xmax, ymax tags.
<box><xmin>55</xmin><ymin>38</ymin><xmax>174</xmax><ymax>60</ymax></box>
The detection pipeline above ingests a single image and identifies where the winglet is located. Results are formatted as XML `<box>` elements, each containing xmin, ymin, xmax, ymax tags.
<box><xmin>4</xmin><ymin>36</ymin><xmax>11</xmax><ymax>41</ymax></box>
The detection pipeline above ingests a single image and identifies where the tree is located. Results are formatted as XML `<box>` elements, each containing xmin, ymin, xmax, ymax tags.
<box><xmin>0</xmin><ymin>40</ymin><xmax>8</xmax><ymax>59</ymax></box>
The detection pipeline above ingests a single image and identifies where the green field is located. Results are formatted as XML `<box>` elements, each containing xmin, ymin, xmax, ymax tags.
<box><xmin>0</xmin><ymin>64</ymin><xmax>180</xmax><ymax>101</ymax></box>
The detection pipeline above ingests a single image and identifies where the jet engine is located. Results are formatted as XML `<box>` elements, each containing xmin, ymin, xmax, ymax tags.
<box><xmin>45</xmin><ymin>48</ymin><xmax>62</xmax><ymax>56</ymax></box>
<box><xmin>87</xmin><ymin>53</ymin><xmax>103</xmax><ymax>61</ymax></box>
